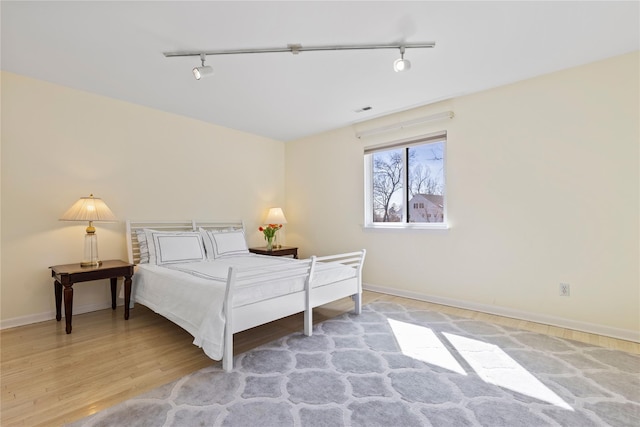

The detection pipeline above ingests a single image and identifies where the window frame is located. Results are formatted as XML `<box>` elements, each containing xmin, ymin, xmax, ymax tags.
<box><xmin>363</xmin><ymin>131</ymin><xmax>449</xmax><ymax>230</ymax></box>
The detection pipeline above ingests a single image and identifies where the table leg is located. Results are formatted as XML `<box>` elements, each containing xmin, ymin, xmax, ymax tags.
<box><xmin>110</xmin><ymin>278</ymin><xmax>117</xmax><ymax>310</ymax></box>
<box><xmin>124</xmin><ymin>275</ymin><xmax>132</xmax><ymax>320</ymax></box>
<box><xmin>63</xmin><ymin>283</ymin><xmax>73</xmax><ymax>334</ymax></box>
<box><xmin>54</xmin><ymin>280</ymin><xmax>62</xmax><ymax>321</ymax></box>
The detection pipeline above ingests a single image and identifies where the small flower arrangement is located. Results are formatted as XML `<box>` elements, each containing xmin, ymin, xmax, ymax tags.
<box><xmin>259</xmin><ymin>224</ymin><xmax>282</xmax><ymax>250</ymax></box>
<box><xmin>259</xmin><ymin>224</ymin><xmax>282</xmax><ymax>239</ymax></box>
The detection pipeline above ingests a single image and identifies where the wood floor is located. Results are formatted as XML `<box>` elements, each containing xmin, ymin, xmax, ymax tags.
<box><xmin>1</xmin><ymin>290</ymin><xmax>638</xmax><ymax>426</ymax></box>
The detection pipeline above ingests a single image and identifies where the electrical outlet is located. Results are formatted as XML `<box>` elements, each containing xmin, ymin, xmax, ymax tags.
<box><xmin>559</xmin><ymin>283</ymin><xmax>570</xmax><ymax>297</ymax></box>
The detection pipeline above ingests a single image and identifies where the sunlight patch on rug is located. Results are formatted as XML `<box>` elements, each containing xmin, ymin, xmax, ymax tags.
<box><xmin>444</xmin><ymin>332</ymin><xmax>573</xmax><ymax>410</ymax></box>
<box><xmin>387</xmin><ymin>318</ymin><xmax>466</xmax><ymax>374</ymax></box>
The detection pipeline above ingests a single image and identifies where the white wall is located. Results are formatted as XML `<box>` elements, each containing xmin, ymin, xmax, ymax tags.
<box><xmin>285</xmin><ymin>52</ymin><xmax>639</xmax><ymax>341</ymax></box>
<box><xmin>1</xmin><ymin>72</ymin><xmax>285</xmax><ymax>326</ymax></box>
<box><xmin>3</xmin><ymin>52</ymin><xmax>638</xmax><ymax>341</ymax></box>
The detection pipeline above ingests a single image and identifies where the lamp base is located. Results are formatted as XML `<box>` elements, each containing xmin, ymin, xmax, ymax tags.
<box><xmin>81</xmin><ymin>232</ymin><xmax>101</xmax><ymax>268</ymax></box>
<box><xmin>81</xmin><ymin>260</ymin><xmax>102</xmax><ymax>268</ymax></box>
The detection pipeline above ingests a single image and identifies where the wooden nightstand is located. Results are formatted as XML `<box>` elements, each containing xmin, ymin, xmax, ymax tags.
<box><xmin>249</xmin><ymin>246</ymin><xmax>298</xmax><ymax>259</ymax></box>
<box><xmin>50</xmin><ymin>260</ymin><xmax>134</xmax><ymax>334</ymax></box>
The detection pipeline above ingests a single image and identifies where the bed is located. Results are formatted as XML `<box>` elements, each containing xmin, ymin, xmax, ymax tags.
<box><xmin>125</xmin><ymin>220</ymin><xmax>366</xmax><ymax>371</ymax></box>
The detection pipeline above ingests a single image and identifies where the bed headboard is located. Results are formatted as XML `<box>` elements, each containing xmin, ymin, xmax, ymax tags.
<box><xmin>125</xmin><ymin>220</ymin><xmax>245</xmax><ymax>265</ymax></box>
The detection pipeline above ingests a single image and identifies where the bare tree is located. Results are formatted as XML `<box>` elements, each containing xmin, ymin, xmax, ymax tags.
<box><xmin>409</xmin><ymin>164</ymin><xmax>430</xmax><ymax>197</ymax></box>
<box><xmin>373</xmin><ymin>152</ymin><xmax>403</xmax><ymax>222</ymax></box>
<box><xmin>409</xmin><ymin>146</ymin><xmax>443</xmax><ymax>197</ymax></box>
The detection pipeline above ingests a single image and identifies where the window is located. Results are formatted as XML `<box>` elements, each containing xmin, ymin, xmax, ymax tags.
<box><xmin>364</xmin><ymin>132</ymin><xmax>447</xmax><ymax>229</ymax></box>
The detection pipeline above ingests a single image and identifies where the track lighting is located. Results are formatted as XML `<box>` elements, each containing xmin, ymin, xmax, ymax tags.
<box><xmin>192</xmin><ymin>54</ymin><xmax>213</xmax><ymax>80</ymax></box>
<box><xmin>166</xmin><ymin>42</ymin><xmax>435</xmax><ymax>78</ymax></box>
<box><xmin>393</xmin><ymin>46</ymin><xmax>411</xmax><ymax>72</ymax></box>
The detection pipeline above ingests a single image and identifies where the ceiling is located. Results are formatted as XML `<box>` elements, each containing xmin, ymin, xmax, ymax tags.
<box><xmin>2</xmin><ymin>1</ymin><xmax>638</xmax><ymax>141</ymax></box>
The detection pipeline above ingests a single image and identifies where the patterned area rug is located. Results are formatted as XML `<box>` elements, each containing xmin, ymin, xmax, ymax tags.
<box><xmin>68</xmin><ymin>302</ymin><xmax>639</xmax><ymax>426</ymax></box>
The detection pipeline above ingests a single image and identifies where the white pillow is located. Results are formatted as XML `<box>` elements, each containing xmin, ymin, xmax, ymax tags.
<box><xmin>200</xmin><ymin>229</ymin><xmax>248</xmax><ymax>259</ymax></box>
<box><xmin>134</xmin><ymin>229</ymin><xmax>150</xmax><ymax>264</ymax></box>
<box><xmin>144</xmin><ymin>230</ymin><xmax>206</xmax><ymax>265</ymax></box>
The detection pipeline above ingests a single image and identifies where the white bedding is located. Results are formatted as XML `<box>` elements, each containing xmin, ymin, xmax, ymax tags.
<box><xmin>132</xmin><ymin>254</ymin><xmax>357</xmax><ymax>360</ymax></box>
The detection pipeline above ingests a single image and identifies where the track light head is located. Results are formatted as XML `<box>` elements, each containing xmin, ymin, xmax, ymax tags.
<box><xmin>393</xmin><ymin>46</ymin><xmax>411</xmax><ymax>72</ymax></box>
<box><xmin>193</xmin><ymin>65</ymin><xmax>213</xmax><ymax>79</ymax></box>
<box><xmin>393</xmin><ymin>58</ymin><xmax>411</xmax><ymax>72</ymax></box>
<box><xmin>193</xmin><ymin>54</ymin><xmax>213</xmax><ymax>80</ymax></box>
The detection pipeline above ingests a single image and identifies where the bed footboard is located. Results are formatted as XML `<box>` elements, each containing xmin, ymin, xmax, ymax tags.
<box><xmin>220</xmin><ymin>249</ymin><xmax>366</xmax><ymax>371</ymax></box>
<box><xmin>305</xmin><ymin>249</ymin><xmax>367</xmax><ymax>336</ymax></box>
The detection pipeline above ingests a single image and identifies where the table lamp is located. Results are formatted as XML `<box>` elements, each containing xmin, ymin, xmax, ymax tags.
<box><xmin>60</xmin><ymin>194</ymin><xmax>117</xmax><ymax>267</ymax></box>
<box><xmin>264</xmin><ymin>207</ymin><xmax>287</xmax><ymax>248</ymax></box>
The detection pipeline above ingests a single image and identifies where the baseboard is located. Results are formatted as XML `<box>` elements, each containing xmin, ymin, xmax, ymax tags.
<box><xmin>363</xmin><ymin>283</ymin><xmax>640</xmax><ymax>343</ymax></box>
<box><xmin>1</xmin><ymin>301</ymin><xmax>123</xmax><ymax>330</ymax></box>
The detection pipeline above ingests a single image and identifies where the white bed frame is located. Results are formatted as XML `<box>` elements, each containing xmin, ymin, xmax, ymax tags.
<box><xmin>126</xmin><ymin>220</ymin><xmax>366</xmax><ymax>371</ymax></box>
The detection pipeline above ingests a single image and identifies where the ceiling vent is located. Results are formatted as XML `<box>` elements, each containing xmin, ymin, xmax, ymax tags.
<box><xmin>354</xmin><ymin>106</ymin><xmax>373</xmax><ymax>113</ymax></box>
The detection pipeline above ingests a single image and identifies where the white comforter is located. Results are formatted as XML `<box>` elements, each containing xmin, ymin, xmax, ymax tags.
<box><xmin>131</xmin><ymin>254</ymin><xmax>355</xmax><ymax>360</ymax></box>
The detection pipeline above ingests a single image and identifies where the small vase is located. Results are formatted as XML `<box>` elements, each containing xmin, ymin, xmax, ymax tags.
<box><xmin>266</xmin><ymin>236</ymin><xmax>274</xmax><ymax>251</ymax></box>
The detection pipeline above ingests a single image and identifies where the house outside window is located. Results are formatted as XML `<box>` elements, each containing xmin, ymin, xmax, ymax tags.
<box><xmin>364</xmin><ymin>131</ymin><xmax>447</xmax><ymax>229</ymax></box>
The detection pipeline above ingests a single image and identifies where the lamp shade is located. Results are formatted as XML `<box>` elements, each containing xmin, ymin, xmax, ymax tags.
<box><xmin>264</xmin><ymin>207</ymin><xmax>287</xmax><ymax>224</ymax></box>
<box><xmin>60</xmin><ymin>194</ymin><xmax>116</xmax><ymax>267</ymax></box>
<box><xmin>60</xmin><ymin>194</ymin><xmax>117</xmax><ymax>222</ymax></box>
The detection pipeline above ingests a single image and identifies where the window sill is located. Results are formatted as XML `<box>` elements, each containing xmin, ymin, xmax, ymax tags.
<box><xmin>363</xmin><ymin>223</ymin><xmax>450</xmax><ymax>231</ymax></box>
